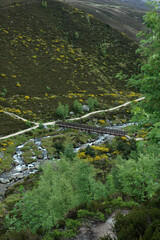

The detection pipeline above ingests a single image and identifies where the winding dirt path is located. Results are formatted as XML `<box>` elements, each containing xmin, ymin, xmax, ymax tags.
<box><xmin>0</xmin><ymin>97</ymin><xmax>145</xmax><ymax>140</ymax></box>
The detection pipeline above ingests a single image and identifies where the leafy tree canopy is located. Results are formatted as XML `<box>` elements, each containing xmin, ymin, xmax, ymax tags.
<box><xmin>130</xmin><ymin>0</ymin><xmax>160</xmax><ymax>121</ymax></box>
<box><xmin>5</xmin><ymin>156</ymin><xmax>105</xmax><ymax>233</ymax></box>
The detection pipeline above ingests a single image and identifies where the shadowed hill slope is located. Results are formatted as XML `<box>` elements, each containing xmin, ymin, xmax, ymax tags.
<box><xmin>0</xmin><ymin>0</ymin><xmax>140</xmax><ymax>134</ymax></box>
<box><xmin>63</xmin><ymin>0</ymin><xmax>146</xmax><ymax>42</ymax></box>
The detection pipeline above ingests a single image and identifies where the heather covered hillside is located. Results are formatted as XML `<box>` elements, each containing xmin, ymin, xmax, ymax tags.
<box><xmin>0</xmin><ymin>0</ymin><xmax>139</xmax><ymax>135</ymax></box>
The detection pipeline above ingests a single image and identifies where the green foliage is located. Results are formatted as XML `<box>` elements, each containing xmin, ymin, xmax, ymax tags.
<box><xmin>106</xmin><ymin>150</ymin><xmax>160</xmax><ymax>201</ymax></box>
<box><xmin>46</xmin><ymin>86</ymin><xmax>51</xmax><ymax>91</ymax></box>
<box><xmin>87</xmin><ymin>97</ymin><xmax>99</xmax><ymax>111</ymax></box>
<box><xmin>5</xmin><ymin>156</ymin><xmax>106</xmax><ymax>233</ymax></box>
<box><xmin>114</xmin><ymin>137</ymin><xmax>137</xmax><ymax>159</ymax></box>
<box><xmin>63</xmin><ymin>144</ymin><xmax>76</xmax><ymax>161</ymax></box>
<box><xmin>38</xmin><ymin>121</ymin><xmax>44</xmax><ymax>129</ymax></box>
<box><xmin>1</xmin><ymin>86</ymin><xmax>7</xmax><ymax>97</ymax></box>
<box><xmin>99</xmin><ymin>43</ymin><xmax>107</xmax><ymax>56</ymax></box>
<box><xmin>42</xmin><ymin>1</ymin><xmax>47</xmax><ymax>8</ymax></box>
<box><xmin>25</xmin><ymin>121</ymin><xmax>31</xmax><ymax>127</ymax></box>
<box><xmin>131</xmin><ymin>106</ymin><xmax>151</xmax><ymax>127</ymax></box>
<box><xmin>74</xmin><ymin>31</ymin><xmax>79</xmax><ymax>39</ymax></box>
<box><xmin>65</xmin><ymin>219</ymin><xmax>81</xmax><ymax>230</ymax></box>
<box><xmin>73</xmin><ymin>100</ymin><xmax>83</xmax><ymax>114</ymax></box>
<box><xmin>85</xmin><ymin>145</ymin><xmax>95</xmax><ymax>157</ymax></box>
<box><xmin>77</xmin><ymin>209</ymin><xmax>94</xmax><ymax>218</ymax></box>
<box><xmin>77</xmin><ymin>209</ymin><xmax>105</xmax><ymax>221</ymax></box>
<box><xmin>56</xmin><ymin>102</ymin><xmax>69</xmax><ymax>119</ymax></box>
<box><xmin>111</xmin><ymin>197</ymin><xmax>139</xmax><ymax>209</ymax></box>
<box><xmin>115</xmin><ymin>71</ymin><xmax>128</xmax><ymax>81</ymax></box>
<box><xmin>130</xmin><ymin>0</ymin><xmax>160</xmax><ymax>121</ymax></box>
<box><xmin>114</xmin><ymin>201</ymin><xmax>160</xmax><ymax>240</ymax></box>
<box><xmin>54</xmin><ymin>140</ymin><xmax>64</xmax><ymax>156</ymax></box>
<box><xmin>86</xmin><ymin>15</ymin><xmax>91</xmax><ymax>26</ymax></box>
<box><xmin>147</xmin><ymin>122</ymin><xmax>160</xmax><ymax>144</ymax></box>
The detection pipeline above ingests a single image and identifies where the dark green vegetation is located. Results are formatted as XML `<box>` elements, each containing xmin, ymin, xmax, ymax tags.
<box><xmin>64</xmin><ymin>0</ymin><xmax>147</xmax><ymax>42</ymax></box>
<box><xmin>0</xmin><ymin>144</ymin><xmax>159</xmax><ymax>239</ymax></box>
<box><xmin>0</xmin><ymin>0</ymin><xmax>140</xmax><ymax>135</ymax></box>
<box><xmin>0</xmin><ymin>112</ymin><xmax>28</xmax><ymax>137</ymax></box>
<box><xmin>130</xmin><ymin>1</ymin><xmax>160</xmax><ymax>123</ymax></box>
<box><xmin>114</xmin><ymin>196</ymin><xmax>160</xmax><ymax>240</ymax></box>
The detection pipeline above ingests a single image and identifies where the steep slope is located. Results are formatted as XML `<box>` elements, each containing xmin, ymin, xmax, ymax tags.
<box><xmin>63</xmin><ymin>0</ymin><xmax>146</xmax><ymax>42</ymax></box>
<box><xmin>0</xmin><ymin>0</ymin><xmax>139</xmax><ymax>134</ymax></box>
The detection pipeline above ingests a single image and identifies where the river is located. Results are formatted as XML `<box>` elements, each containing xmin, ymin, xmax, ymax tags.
<box><xmin>0</xmin><ymin>123</ymin><xmax>132</xmax><ymax>198</ymax></box>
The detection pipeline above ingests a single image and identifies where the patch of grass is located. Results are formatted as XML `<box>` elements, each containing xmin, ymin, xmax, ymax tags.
<box><xmin>3</xmin><ymin>193</ymin><xmax>21</xmax><ymax>211</ymax></box>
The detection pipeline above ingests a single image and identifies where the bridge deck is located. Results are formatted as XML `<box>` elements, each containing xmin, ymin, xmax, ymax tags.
<box><xmin>57</xmin><ymin>121</ymin><xmax>126</xmax><ymax>136</ymax></box>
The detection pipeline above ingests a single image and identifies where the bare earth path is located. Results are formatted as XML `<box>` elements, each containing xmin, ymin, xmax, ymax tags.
<box><xmin>76</xmin><ymin>210</ymin><xmax>130</xmax><ymax>240</ymax></box>
<box><xmin>0</xmin><ymin>97</ymin><xmax>145</xmax><ymax>140</ymax></box>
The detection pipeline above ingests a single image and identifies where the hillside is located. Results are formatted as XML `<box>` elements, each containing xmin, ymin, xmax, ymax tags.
<box><xmin>0</xmin><ymin>0</ymin><xmax>140</xmax><ymax>136</ymax></box>
<box><xmin>63</xmin><ymin>0</ymin><xmax>147</xmax><ymax>42</ymax></box>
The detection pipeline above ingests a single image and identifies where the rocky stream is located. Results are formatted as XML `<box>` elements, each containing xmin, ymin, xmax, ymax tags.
<box><xmin>0</xmin><ymin>124</ymin><xmax>132</xmax><ymax>199</ymax></box>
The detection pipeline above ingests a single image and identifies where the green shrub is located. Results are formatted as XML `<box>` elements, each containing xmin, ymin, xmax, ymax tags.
<box><xmin>63</xmin><ymin>144</ymin><xmax>76</xmax><ymax>161</ymax></box>
<box><xmin>114</xmin><ymin>207</ymin><xmax>160</xmax><ymax>240</ymax></box>
<box><xmin>74</xmin><ymin>31</ymin><xmax>79</xmax><ymax>39</ymax></box>
<box><xmin>73</xmin><ymin>100</ymin><xmax>83</xmax><ymax>114</ymax></box>
<box><xmin>56</xmin><ymin>102</ymin><xmax>69</xmax><ymax>119</ymax></box>
<box><xmin>65</xmin><ymin>219</ymin><xmax>81</xmax><ymax>230</ymax></box>
<box><xmin>54</xmin><ymin>140</ymin><xmax>64</xmax><ymax>155</ymax></box>
<box><xmin>85</xmin><ymin>145</ymin><xmax>95</xmax><ymax>157</ymax></box>
<box><xmin>38</xmin><ymin>121</ymin><xmax>44</xmax><ymax>129</ymax></box>
<box><xmin>1</xmin><ymin>86</ymin><xmax>7</xmax><ymax>97</ymax></box>
<box><xmin>42</xmin><ymin>1</ymin><xmax>47</xmax><ymax>8</ymax></box>
<box><xmin>87</xmin><ymin>97</ymin><xmax>99</xmax><ymax>111</ymax></box>
<box><xmin>111</xmin><ymin>197</ymin><xmax>139</xmax><ymax>209</ymax></box>
<box><xmin>25</xmin><ymin>121</ymin><xmax>31</xmax><ymax>127</ymax></box>
<box><xmin>62</xmin><ymin>229</ymin><xmax>77</xmax><ymax>238</ymax></box>
<box><xmin>106</xmin><ymin>150</ymin><xmax>160</xmax><ymax>201</ymax></box>
<box><xmin>77</xmin><ymin>209</ymin><xmax>94</xmax><ymax>218</ymax></box>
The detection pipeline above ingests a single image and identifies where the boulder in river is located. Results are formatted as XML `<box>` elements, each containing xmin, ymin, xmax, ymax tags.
<box><xmin>34</xmin><ymin>162</ymin><xmax>40</xmax><ymax>169</ymax></box>
<box><xmin>15</xmin><ymin>173</ymin><xmax>24</xmax><ymax>180</ymax></box>
<box><xmin>20</xmin><ymin>166</ymin><xmax>28</xmax><ymax>172</ymax></box>
<box><xmin>0</xmin><ymin>178</ymin><xmax>10</xmax><ymax>184</ymax></box>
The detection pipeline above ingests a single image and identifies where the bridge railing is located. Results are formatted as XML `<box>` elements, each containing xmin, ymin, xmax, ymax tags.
<box><xmin>57</xmin><ymin>121</ymin><xmax>126</xmax><ymax>136</ymax></box>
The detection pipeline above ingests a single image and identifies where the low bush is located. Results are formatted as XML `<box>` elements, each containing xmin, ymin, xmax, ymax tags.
<box><xmin>114</xmin><ymin>205</ymin><xmax>160</xmax><ymax>240</ymax></box>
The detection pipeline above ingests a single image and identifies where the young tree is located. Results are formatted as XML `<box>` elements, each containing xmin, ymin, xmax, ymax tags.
<box><xmin>73</xmin><ymin>100</ymin><xmax>83</xmax><ymax>114</ymax></box>
<box><xmin>106</xmin><ymin>152</ymin><xmax>160</xmax><ymax>201</ymax></box>
<box><xmin>87</xmin><ymin>97</ymin><xmax>99</xmax><ymax>111</ymax></box>
<box><xmin>63</xmin><ymin>143</ymin><xmax>76</xmax><ymax>161</ymax></box>
<box><xmin>6</xmin><ymin>156</ymin><xmax>106</xmax><ymax>232</ymax></box>
<box><xmin>56</xmin><ymin>102</ymin><xmax>69</xmax><ymax>119</ymax></box>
